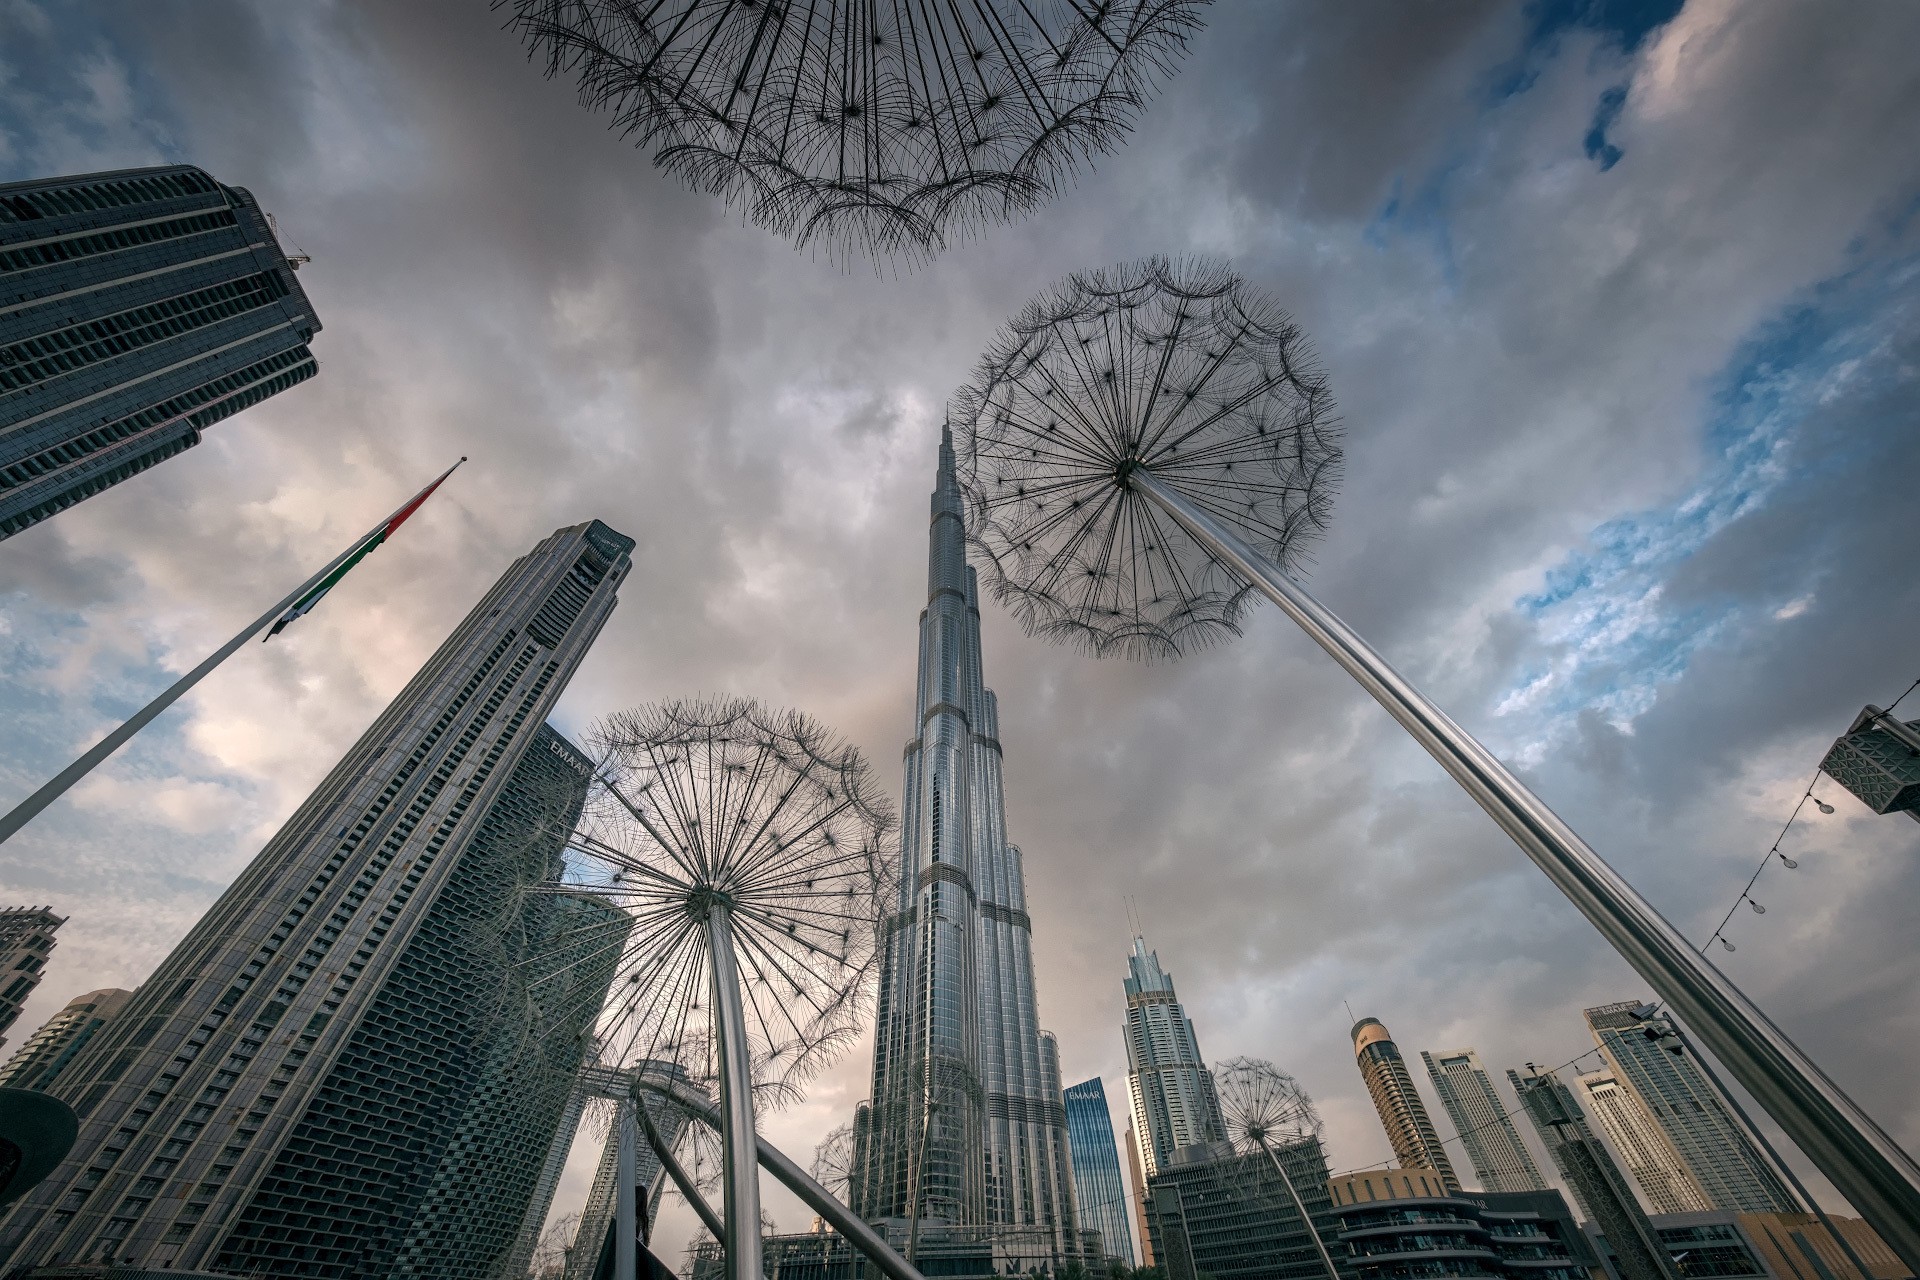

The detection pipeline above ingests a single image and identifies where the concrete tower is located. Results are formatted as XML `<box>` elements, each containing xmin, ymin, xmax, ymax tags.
<box><xmin>0</xmin><ymin>520</ymin><xmax>633</xmax><ymax>1275</ymax></box>
<box><xmin>1576</xmin><ymin>1068</ymin><xmax>1710</xmax><ymax>1215</ymax></box>
<box><xmin>1123</xmin><ymin>937</ymin><xmax>1225</xmax><ymax>1178</ymax></box>
<box><xmin>1420</xmin><ymin>1047</ymin><xmax>1548</xmax><ymax>1194</ymax></box>
<box><xmin>0</xmin><ymin>165</ymin><xmax>320</xmax><ymax>540</ymax></box>
<box><xmin>1352</xmin><ymin>1018</ymin><xmax>1459</xmax><ymax>1193</ymax></box>
<box><xmin>865</xmin><ymin>429</ymin><xmax>1078</xmax><ymax>1255</ymax></box>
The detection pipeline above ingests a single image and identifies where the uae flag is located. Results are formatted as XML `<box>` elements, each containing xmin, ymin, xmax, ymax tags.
<box><xmin>267</xmin><ymin>457</ymin><xmax>465</xmax><ymax>640</ymax></box>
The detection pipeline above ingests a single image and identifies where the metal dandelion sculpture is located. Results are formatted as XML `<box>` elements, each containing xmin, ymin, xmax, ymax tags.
<box><xmin>566</xmin><ymin>696</ymin><xmax>895</xmax><ymax>1280</ymax></box>
<box><xmin>956</xmin><ymin>255</ymin><xmax>1338</xmax><ymax>660</ymax></box>
<box><xmin>951</xmin><ymin>256</ymin><xmax>1920</xmax><ymax>1269</ymax></box>
<box><xmin>1212</xmin><ymin>1058</ymin><xmax>1339</xmax><ymax>1280</ymax></box>
<box><xmin>810</xmin><ymin>1122</ymin><xmax>858</xmax><ymax>1207</ymax></box>
<box><xmin>503</xmin><ymin>0</ymin><xmax>1208</xmax><ymax>265</ymax></box>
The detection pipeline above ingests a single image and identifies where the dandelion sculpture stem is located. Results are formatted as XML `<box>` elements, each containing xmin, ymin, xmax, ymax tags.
<box><xmin>953</xmin><ymin>256</ymin><xmax>1920</xmax><ymax>1271</ymax></box>
<box><xmin>1214</xmin><ymin>1059</ymin><xmax>1339</xmax><ymax>1280</ymax></box>
<box><xmin>566</xmin><ymin>698</ymin><xmax>895</xmax><ymax>1280</ymax></box>
<box><xmin>503</xmin><ymin>0</ymin><xmax>1207</xmax><ymax>266</ymax></box>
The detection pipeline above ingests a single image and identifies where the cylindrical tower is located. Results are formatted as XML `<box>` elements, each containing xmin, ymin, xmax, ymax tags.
<box><xmin>1351</xmin><ymin>1017</ymin><xmax>1460</xmax><ymax>1193</ymax></box>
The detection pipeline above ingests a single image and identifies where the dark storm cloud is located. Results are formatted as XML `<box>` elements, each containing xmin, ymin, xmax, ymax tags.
<box><xmin>1</xmin><ymin>0</ymin><xmax>1918</xmax><ymax>1238</ymax></box>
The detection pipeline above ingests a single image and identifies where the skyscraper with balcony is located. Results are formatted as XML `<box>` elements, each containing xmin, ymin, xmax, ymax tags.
<box><xmin>1123</xmin><ymin>936</ymin><xmax>1225</xmax><ymax>1178</ymax></box>
<box><xmin>0</xmin><ymin>519</ymin><xmax>634</xmax><ymax>1275</ymax></box>
<box><xmin>1064</xmin><ymin>1078</ymin><xmax>1135</xmax><ymax>1265</ymax></box>
<box><xmin>1421</xmin><ymin>1047</ymin><xmax>1548</xmax><ymax>1195</ymax></box>
<box><xmin>0</xmin><ymin>988</ymin><xmax>133</xmax><ymax>1093</ymax></box>
<box><xmin>1584</xmin><ymin>1002</ymin><xmax>1796</xmax><ymax>1213</ymax></box>
<box><xmin>0</xmin><ymin>906</ymin><xmax>64</xmax><ymax>1049</ymax></box>
<box><xmin>864</xmin><ymin>429</ymin><xmax>1078</xmax><ymax>1257</ymax></box>
<box><xmin>1352</xmin><ymin>1017</ymin><xmax>1459</xmax><ymax>1192</ymax></box>
<box><xmin>1576</xmin><ymin>1069</ymin><xmax>1710</xmax><ymax>1216</ymax></box>
<box><xmin>0</xmin><ymin>165</ymin><xmax>321</xmax><ymax>540</ymax></box>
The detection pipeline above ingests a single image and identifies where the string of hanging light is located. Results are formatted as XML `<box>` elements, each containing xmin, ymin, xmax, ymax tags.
<box><xmin>1700</xmin><ymin>676</ymin><xmax>1920</xmax><ymax>956</ymax></box>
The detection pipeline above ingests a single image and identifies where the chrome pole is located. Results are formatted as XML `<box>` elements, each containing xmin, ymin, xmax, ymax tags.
<box><xmin>638</xmin><ymin>1097</ymin><xmax>726</xmax><ymax>1240</ymax></box>
<box><xmin>707</xmin><ymin>902</ymin><xmax>767</xmax><ymax>1280</ymax></box>
<box><xmin>1260</xmin><ymin>1141</ymin><xmax>1340</xmax><ymax>1280</ymax></box>
<box><xmin>634</xmin><ymin>1073</ymin><xmax>931</xmax><ymax>1280</ymax></box>
<box><xmin>1133</xmin><ymin>468</ymin><xmax>1920</xmax><ymax>1272</ymax></box>
<box><xmin>617</xmin><ymin>1101</ymin><xmax>639</xmax><ymax>1280</ymax></box>
<box><xmin>1657</xmin><ymin>1020</ymin><xmax>1877</xmax><ymax>1280</ymax></box>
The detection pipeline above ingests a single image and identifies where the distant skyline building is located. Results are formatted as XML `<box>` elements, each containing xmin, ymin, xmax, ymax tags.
<box><xmin>1510</xmin><ymin>1065</ymin><xmax>1679</xmax><ymax>1280</ymax></box>
<box><xmin>1063</xmin><ymin>1078</ymin><xmax>1136</xmax><ymax>1265</ymax></box>
<box><xmin>1585</xmin><ymin>1002</ymin><xmax>1798</xmax><ymax>1213</ymax></box>
<box><xmin>1124</xmin><ymin>1119</ymin><xmax>1154</xmax><ymax>1267</ymax></box>
<box><xmin>0</xmin><ymin>906</ymin><xmax>64</xmax><ymax>1049</ymax></box>
<box><xmin>1123</xmin><ymin>935</ymin><xmax>1226</xmax><ymax>1178</ymax></box>
<box><xmin>0</xmin><ymin>519</ymin><xmax>635</xmax><ymax>1275</ymax></box>
<box><xmin>1352</xmin><ymin>1017</ymin><xmax>1459</xmax><ymax>1192</ymax></box>
<box><xmin>0</xmin><ymin>987</ymin><xmax>132</xmax><ymax>1093</ymax></box>
<box><xmin>0</xmin><ymin>165</ymin><xmax>321</xmax><ymax>541</ymax></box>
<box><xmin>864</xmin><ymin>430</ymin><xmax>1078</xmax><ymax>1257</ymax></box>
<box><xmin>1577</xmin><ymin>1069</ymin><xmax>1711</xmax><ymax>1216</ymax></box>
<box><xmin>1422</xmin><ymin>1047</ymin><xmax>1549</xmax><ymax>1195</ymax></box>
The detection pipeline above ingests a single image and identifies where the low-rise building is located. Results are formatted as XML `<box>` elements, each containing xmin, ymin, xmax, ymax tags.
<box><xmin>1146</xmin><ymin>1138</ymin><xmax>1342</xmax><ymax>1280</ymax></box>
<box><xmin>1584</xmin><ymin>1210</ymin><xmax>1909</xmax><ymax>1280</ymax></box>
<box><xmin>1328</xmin><ymin>1169</ymin><xmax>1598</xmax><ymax>1280</ymax></box>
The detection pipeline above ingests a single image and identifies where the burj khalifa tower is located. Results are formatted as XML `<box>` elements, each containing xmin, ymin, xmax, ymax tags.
<box><xmin>860</xmin><ymin>427</ymin><xmax>1080</xmax><ymax>1260</ymax></box>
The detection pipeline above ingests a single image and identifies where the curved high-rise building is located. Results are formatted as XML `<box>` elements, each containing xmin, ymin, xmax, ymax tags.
<box><xmin>1352</xmin><ymin>1017</ymin><xmax>1459</xmax><ymax>1193</ymax></box>
<box><xmin>864</xmin><ymin>429</ymin><xmax>1078</xmax><ymax>1257</ymax></box>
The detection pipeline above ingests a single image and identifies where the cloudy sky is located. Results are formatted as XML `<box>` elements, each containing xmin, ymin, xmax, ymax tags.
<box><xmin>3</xmin><ymin>0</ymin><xmax>1919</xmax><ymax>1258</ymax></box>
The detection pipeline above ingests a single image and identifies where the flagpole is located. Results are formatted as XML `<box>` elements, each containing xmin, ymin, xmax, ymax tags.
<box><xmin>0</xmin><ymin>459</ymin><xmax>465</xmax><ymax>849</ymax></box>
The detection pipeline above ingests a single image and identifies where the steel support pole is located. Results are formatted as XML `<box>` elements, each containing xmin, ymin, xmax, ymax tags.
<box><xmin>639</xmin><ymin>1098</ymin><xmax>726</xmax><ymax>1240</ymax></box>
<box><xmin>1133</xmin><ymin>469</ymin><xmax>1920</xmax><ymax>1272</ymax></box>
<box><xmin>1261</xmin><ymin>1142</ymin><xmax>1340</xmax><ymax>1280</ymax></box>
<box><xmin>1662</xmin><ymin>1022</ymin><xmax>1878</xmax><ymax>1280</ymax></box>
<box><xmin>706</xmin><ymin>903</ymin><xmax>767</xmax><ymax>1280</ymax></box>
<box><xmin>633</xmin><ymin>1074</ymin><xmax>931</xmax><ymax>1280</ymax></box>
<box><xmin>617</xmin><ymin>1102</ymin><xmax>639</xmax><ymax>1280</ymax></box>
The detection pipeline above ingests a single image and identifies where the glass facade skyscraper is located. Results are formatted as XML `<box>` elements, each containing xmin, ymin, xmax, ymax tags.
<box><xmin>1063</xmin><ymin>1078</ymin><xmax>1135</xmax><ymax>1265</ymax></box>
<box><xmin>0</xmin><ymin>165</ymin><xmax>321</xmax><ymax>540</ymax></box>
<box><xmin>864</xmin><ymin>429</ymin><xmax>1078</xmax><ymax>1257</ymax></box>
<box><xmin>0</xmin><ymin>519</ymin><xmax>633</xmax><ymax>1275</ymax></box>
<box><xmin>1123</xmin><ymin>936</ymin><xmax>1225</xmax><ymax>1178</ymax></box>
<box><xmin>1352</xmin><ymin>1018</ymin><xmax>1458</xmax><ymax>1192</ymax></box>
<box><xmin>1584</xmin><ymin>1002</ymin><xmax>1796</xmax><ymax>1213</ymax></box>
<box><xmin>1420</xmin><ymin>1047</ymin><xmax>1548</xmax><ymax>1194</ymax></box>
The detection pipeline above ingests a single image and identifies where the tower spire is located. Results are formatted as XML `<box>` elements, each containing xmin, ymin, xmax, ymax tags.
<box><xmin>864</xmin><ymin>429</ymin><xmax>1079</xmax><ymax>1257</ymax></box>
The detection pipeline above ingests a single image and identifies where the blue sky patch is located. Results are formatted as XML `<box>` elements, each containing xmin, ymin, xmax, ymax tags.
<box><xmin>1584</xmin><ymin>85</ymin><xmax>1628</xmax><ymax>170</ymax></box>
<box><xmin>1499</xmin><ymin>253</ymin><xmax>1918</xmax><ymax>738</ymax></box>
